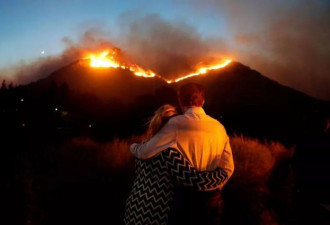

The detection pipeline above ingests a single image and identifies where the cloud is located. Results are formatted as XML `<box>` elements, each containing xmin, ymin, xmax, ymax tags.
<box><xmin>204</xmin><ymin>0</ymin><xmax>330</xmax><ymax>99</ymax></box>
<box><xmin>2</xmin><ymin>1</ymin><xmax>330</xmax><ymax>100</ymax></box>
<box><xmin>116</xmin><ymin>13</ymin><xmax>229</xmax><ymax>79</ymax></box>
<box><xmin>115</xmin><ymin>4</ymin><xmax>330</xmax><ymax>99</ymax></box>
<box><xmin>0</xmin><ymin>14</ymin><xmax>230</xmax><ymax>84</ymax></box>
<box><xmin>0</xmin><ymin>27</ymin><xmax>115</xmax><ymax>84</ymax></box>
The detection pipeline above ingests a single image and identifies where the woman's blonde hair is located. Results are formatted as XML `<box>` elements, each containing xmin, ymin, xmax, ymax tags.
<box><xmin>147</xmin><ymin>104</ymin><xmax>178</xmax><ymax>139</ymax></box>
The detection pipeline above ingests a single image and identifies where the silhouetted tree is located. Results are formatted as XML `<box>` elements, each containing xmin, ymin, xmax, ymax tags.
<box><xmin>8</xmin><ymin>82</ymin><xmax>14</xmax><ymax>90</ymax></box>
<box><xmin>1</xmin><ymin>80</ymin><xmax>7</xmax><ymax>90</ymax></box>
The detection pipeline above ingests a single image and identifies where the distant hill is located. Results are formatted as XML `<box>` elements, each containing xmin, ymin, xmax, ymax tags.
<box><xmin>170</xmin><ymin>62</ymin><xmax>325</xmax><ymax>143</ymax></box>
<box><xmin>26</xmin><ymin>61</ymin><xmax>166</xmax><ymax>103</ymax></box>
<box><xmin>2</xmin><ymin>60</ymin><xmax>329</xmax><ymax>144</ymax></box>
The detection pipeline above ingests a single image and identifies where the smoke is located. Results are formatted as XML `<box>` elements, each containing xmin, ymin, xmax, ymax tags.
<box><xmin>201</xmin><ymin>0</ymin><xmax>330</xmax><ymax>100</ymax></box>
<box><xmin>0</xmin><ymin>54</ymin><xmax>72</xmax><ymax>85</ymax></box>
<box><xmin>0</xmin><ymin>42</ymin><xmax>79</xmax><ymax>85</ymax></box>
<box><xmin>1</xmin><ymin>15</ymin><xmax>230</xmax><ymax>85</ymax></box>
<box><xmin>2</xmin><ymin>1</ymin><xmax>330</xmax><ymax>100</ymax></box>
<box><xmin>0</xmin><ymin>27</ymin><xmax>116</xmax><ymax>85</ymax></box>
<box><xmin>3</xmin><ymin>50</ymin><xmax>80</xmax><ymax>85</ymax></box>
<box><xmin>116</xmin><ymin>13</ymin><xmax>230</xmax><ymax>78</ymax></box>
<box><xmin>115</xmin><ymin>5</ymin><xmax>330</xmax><ymax>100</ymax></box>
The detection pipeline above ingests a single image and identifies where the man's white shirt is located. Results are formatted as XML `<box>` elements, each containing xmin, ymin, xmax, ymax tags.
<box><xmin>131</xmin><ymin>107</ymin><xmax>234</xmax><ymax>181</ymax></box>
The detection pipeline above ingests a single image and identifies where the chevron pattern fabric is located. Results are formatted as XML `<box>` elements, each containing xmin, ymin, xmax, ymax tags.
<box><xmin>124</xmin><ymin>148</ymin><xmax>228</xmax><ymax>225</ymax></box>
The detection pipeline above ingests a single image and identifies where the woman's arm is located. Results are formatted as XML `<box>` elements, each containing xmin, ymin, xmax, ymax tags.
<box><xmin>162</xmin><ymin>148</ymin><xmax>228</xmax><ymax>191</ymax></box>
<box><xmin>130</xmin><ymin>119</ymin><xmax>177</xmax><ymax>159</ymax></box>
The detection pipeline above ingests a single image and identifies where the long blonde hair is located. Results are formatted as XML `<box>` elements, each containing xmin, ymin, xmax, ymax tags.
<box><xmin>147</xmin><ymin>104</ymin><xmax>178</xmax><ymax>139</ymax></box>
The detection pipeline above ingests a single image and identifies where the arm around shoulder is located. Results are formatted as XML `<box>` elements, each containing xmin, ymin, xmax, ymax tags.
<box><xmin>130</xmin><ymin>119</ymin><xmax>177</xmax><ymax>159</ymax></box>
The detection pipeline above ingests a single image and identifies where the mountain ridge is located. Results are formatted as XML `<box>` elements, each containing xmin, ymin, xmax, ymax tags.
<box><xmin>2</xmin><ymin>60</ymin><xmax>329</xmax><ymax>144</ymax></box>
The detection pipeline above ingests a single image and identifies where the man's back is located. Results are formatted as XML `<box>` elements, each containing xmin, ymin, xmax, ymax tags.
<box><xmin>171</xmin><ymin>107</ymin><xmax>229</xmax><ymax>171</ymax></box>
<box><xmin>130</xmin><ymin>106</ymin><xmax>234</xmax><ymax>179</ymax></box>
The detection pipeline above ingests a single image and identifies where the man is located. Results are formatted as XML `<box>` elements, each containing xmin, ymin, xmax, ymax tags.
<box><xmin>131</xmin><ymin>82</ymin><xmax>234</xmax><ymax>224</ymax></box>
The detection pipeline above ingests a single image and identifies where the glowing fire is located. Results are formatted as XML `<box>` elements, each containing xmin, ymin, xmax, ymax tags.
<box><xmin>129</xmin><ymin>64</ymin><xmax>155</xmax><ymax>78</ymax></box>
<box><xmin>84</xmin><ymin>49</ymin><xmax>232</xmax><ymax>82</ymax></box>
<box><xmin>85</xmin><ymin>50</ymin><xmax>155</xmax><ymax>78</ymax></box>
<box><xmin>88</xmin><ymin>51</ymin><xmax>120</xmax><ymax>68</ymax></box>
<box><xmin>166</xmin><ymin>59</ymin><xmax>232</xmax><ymax>83</ymax></box>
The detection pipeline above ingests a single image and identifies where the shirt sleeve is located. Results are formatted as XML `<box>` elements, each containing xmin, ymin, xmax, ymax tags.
<box><xmin>130</xmin><ymin>119</ymin><xmax>177</xmax><ymax>159</ymax></box>
<box><xmin>217</xmin><ymin>136</ymin><xmax>234</xmax><ymax>189</ymax></box>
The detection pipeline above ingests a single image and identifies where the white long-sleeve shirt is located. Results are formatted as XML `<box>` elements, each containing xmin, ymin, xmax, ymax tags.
<box><xmin>131</xmin><ymin>107</ymin><xmax>234</xmax><ymax>180</ymax></box>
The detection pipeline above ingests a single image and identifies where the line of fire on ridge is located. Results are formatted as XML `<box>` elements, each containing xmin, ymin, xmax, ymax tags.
<box><xmin>83</xmin><ymin>50</ymin><xmax>232</xmax><ymax>84</ymax></box>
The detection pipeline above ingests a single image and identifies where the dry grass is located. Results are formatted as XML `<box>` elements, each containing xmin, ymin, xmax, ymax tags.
<box><xmin>22</xmin><ymin>134</ymin><xmax>294</xmax><ymax>225</ymax></box>
<box><xmin>61</xmin><ymin>134</ymin><xmax>147</xmax><ymax>172</ymax></box>
<box><xmin>222</xmin><ymin>135</ymin><xmax>295</xmax><ymax>225</ymax></box>
<box><xmin>230</xmin><ymin>135</ymin><xmax>293</xmax><ymax>185</ymax></box>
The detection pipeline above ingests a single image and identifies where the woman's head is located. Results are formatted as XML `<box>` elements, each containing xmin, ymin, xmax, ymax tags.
<box><xmin>147</xmin><ymin>104</ymin><xmax>178</xmax><ymax>139</ymax></box>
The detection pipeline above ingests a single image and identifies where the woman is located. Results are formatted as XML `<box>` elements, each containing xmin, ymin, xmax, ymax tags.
<box><xmin>124</xmin><ymin>105</ymin><xmax>228</xmax><ymax>225</ymax></box>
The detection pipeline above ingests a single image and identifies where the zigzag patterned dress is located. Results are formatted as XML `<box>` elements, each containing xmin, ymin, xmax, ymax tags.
<box><xmin>124</xmin><ymin>148</ymin><xmax>228</xmax><ymax>225</ymax></box>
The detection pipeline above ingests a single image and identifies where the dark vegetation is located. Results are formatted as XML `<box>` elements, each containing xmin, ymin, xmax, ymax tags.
<box><xmin>2</xmin><ymin>62</ymin><xmax>330</xmax><ymax>224</ymax></box>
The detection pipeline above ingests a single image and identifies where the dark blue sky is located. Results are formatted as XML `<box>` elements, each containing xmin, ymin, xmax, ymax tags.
<box><xmin>0</xmin><ymin>0</ymin><xmax>226</xmax><ymax>66</ymax></box>
<box><xmin>1</xmin><ymin>0</ymin><xmax>330</xmax><ymax>99</ymax></box>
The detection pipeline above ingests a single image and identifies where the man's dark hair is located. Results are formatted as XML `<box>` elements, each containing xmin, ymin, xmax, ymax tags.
<box><xmin>177</xmin><ymin>82</ymin><xmax>205</xmax><ymax>107</ymax></box>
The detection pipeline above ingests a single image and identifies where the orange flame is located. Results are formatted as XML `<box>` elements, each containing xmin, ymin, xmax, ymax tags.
<box><xmin>84</xmin><ymin>50</ymin><xmax>232</xmax><ymax>82</ymax></box>
<box><xmin>166</xmin><ymin>59</ymin><xmax>232</xmax><ymax>83</ymax></box>
<box><xmin>129</xmin><ymin>64</ymin><xmax>155</xmax><ymax>78</ymax></box>
<box><xmin>88</xmin><ymin>51</ymin><xmax>120</xmax><ymax>68</ymax></box>
<box><xmin>85</xmin><ymin>50</ymin><xmax>155</xmax><ymax>78</ymax></box>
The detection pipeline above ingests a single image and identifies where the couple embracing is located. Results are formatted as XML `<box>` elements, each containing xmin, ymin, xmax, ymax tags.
<box><xmin>124</xmin><ymin>82</ymin><xmax>234</xmax><ymax>225</ymax></box>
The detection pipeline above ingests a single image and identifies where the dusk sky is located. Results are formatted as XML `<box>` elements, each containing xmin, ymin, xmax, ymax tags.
<box><xmin>1</xmin><ymin>0</ymin><xmax>330</xmax><ymax>100</ymax></box>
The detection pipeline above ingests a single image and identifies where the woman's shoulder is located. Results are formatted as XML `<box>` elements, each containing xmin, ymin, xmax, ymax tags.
<box><xmin>162</xmin><ymin>147</ymin><xmax>180</xmax><ymax>155</ymax></box>
<box><xmin>167</xmin><ymin>115</ymin><xmax>180</xmax><ymax>124</ymax></box>
<box><xmin>134</xmin><ymin>148</ymin><xmax>183</xmax><ymax>165</ymax></box>
<box><xmin>161</xmin><ymin>148</ymin><xmax>186</xmax><ymax>163</ymax></box>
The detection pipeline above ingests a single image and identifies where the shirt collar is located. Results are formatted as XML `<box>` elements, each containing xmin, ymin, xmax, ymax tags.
<box><xmin>184</xmin><ymin>107</ymin><xmax>206</xmax><ymax>115</ymax></box>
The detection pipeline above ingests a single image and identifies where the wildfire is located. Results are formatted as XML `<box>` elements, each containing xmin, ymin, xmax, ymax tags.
<box><xmin>166</xmin><ymin>59</ymin><xmax>232</xmax><ymax>83</ymax></box>
<box><xmin>89</xmin><ymin>51</ymin><xmax>120</xmax><ymax>68</ymax></box>
<box><xmin>84</xmin><ymin>49</ymin><xmax>232</xmax><ymax>82</ymax></box>
<box><xmin>85</xmin><ymin>50</ymin><xmax>155</xmax><ymax>78</ymax></box>
<box><xmin>129</xmin><ymin>64</ymin><xmax>155</xmax><ymax>78</ymax></box>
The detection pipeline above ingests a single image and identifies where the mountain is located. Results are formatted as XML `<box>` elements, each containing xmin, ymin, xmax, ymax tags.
<box><xmin>26</xmin><ymin>61</ymin><xmax>167</xmax><ymax>103</ymax></box>
<box><xmin>170</xmin><ymin>62</ymin><xmax>325</xmax><ymax>143</ymax></box>
<box><xmin>2</xmin><ymin>60</ymin><xmax>329</xmax><ymax>144</ymax></box>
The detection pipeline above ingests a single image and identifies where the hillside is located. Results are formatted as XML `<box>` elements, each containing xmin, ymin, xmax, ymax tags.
<box><xmin>1</xmin><ymin>60</ymin><xmax>329</xmax><ymax>143</ymax></box>
<box><xmin>2</xmin><ymin>59</ymin><xmax>330</xmax><ymax>225</ymax></box>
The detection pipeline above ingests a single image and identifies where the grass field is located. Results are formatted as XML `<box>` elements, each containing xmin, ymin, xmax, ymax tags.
<box><xmin>6</xmin><ymin>134</ymin><xmax>297</xmax><ymax>225</ymax></box>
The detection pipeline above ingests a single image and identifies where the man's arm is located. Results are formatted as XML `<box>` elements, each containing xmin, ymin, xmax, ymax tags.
<box><xmin>217</xmin><ymin>136</ymin><xmax>234</xmax><ymax>189</ymax></box>
<box><xmin>130</xmin><ymin>119</ymin><xmax>177</xmax><ymax>159</ymax></box>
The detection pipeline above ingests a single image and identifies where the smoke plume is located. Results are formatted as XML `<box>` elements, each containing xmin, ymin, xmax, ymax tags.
<box><xmin>202</xmin><ymin>0</ymin><xmax>330</xmax><ymax>100</ymax></box>
<box><xmin>0</xmin><ymin>28</ymin><xmax>116</xmax><ymax>84</ymax></box>
<box><xmin>1</xmin><ymin>0</ymin><xmax>330</xmax><ymax>100</ymax></box>
<box><xmin>116</xmin><ymin>13</ymin><xmax>229</xmax><ymax>78</ymax></box>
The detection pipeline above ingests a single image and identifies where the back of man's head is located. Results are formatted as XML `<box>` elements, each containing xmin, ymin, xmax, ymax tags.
<box><xmin>177</xmin><ymin>82</ymin><xmax>205</xmax><ymax>107</ymax></box>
